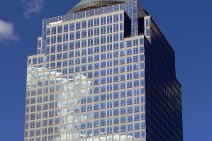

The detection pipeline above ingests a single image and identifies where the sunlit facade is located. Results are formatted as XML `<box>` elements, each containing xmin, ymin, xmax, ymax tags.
<box><xmin>24</xmin><ymin>0</ymin><xmax>183</xmax><ymax>141</ymax></box>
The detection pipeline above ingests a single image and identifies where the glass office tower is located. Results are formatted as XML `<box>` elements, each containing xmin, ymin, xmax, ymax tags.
<box><xmin>24</xmin><ymin>0</ymin><xmax>183</xmax><ymax>141</ymax></box>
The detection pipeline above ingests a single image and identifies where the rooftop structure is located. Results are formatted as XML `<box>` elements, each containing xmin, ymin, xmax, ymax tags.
<box><xmin>69</xmin><ymin>0</ymin><xmax>128</xmax><ymax>13</ymax></box>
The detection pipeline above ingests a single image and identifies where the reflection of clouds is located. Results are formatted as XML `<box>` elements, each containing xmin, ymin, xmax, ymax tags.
<box><xmin>56</xmin><ymin>74</ymin><xmax>92</xmax><ymax>140</ymax></box>
<box><xmin>27</xmin><ymin>66</ymin><xmax>135</xmax><ymax>140</ymax></box>
<box><xmin>27</xmin><ymin>67</ymin><xmax>92</xmax><ymax>140</ymax></box>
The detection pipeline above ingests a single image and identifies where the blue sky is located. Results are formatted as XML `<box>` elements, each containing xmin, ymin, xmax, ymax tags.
<box><xmin>0</xmin><ymin>0</ymin><xmax>211</xmax><ymax>140</ymax></box>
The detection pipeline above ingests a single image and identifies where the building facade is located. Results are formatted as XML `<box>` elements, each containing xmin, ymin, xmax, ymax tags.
<box><xmin>24</xmin><ymin>0</ymin><xmax>183</xmax><ymax>141</ymax></box>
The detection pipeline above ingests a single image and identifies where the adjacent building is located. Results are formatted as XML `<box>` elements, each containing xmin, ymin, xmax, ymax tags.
<box><xmin>24</xmin><ymin>0</ymin><xmax>183</xmax><ymax>141</ymax></box>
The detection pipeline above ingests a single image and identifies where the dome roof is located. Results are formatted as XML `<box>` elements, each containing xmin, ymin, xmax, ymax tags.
<box><xmin>69</xmin><ymin>0</ymin><xmax>129</xmax><ymax>13</ymax></box>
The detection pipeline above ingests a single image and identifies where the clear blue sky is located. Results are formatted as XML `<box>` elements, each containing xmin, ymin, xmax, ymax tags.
<box><xmin>0</xmin><ymin>0</ymin><xmax>211</xmax><ymax>140</ymax></box>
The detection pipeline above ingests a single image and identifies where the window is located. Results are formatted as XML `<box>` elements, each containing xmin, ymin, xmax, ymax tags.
<box><xmin>114</xmin><ymin>33</ymin><xmax>119</xmax><ymax>42</ymax></box>
<box><xmin>70</xmin><ymin>23</ymin><xmax>75</xmax><ymax>31</ymax></box>
<box><xmin>88</xmin><ymin>19</ymin><xmax>93</xmax><ymax>27</ymax></box>
<box><xmin>88</xmin><ymin>56</ymin><xmax>93</xmax><ymax>62</ymax></box>
<box><xmin>57</xmin><ymin>26</ymin><xmax>62</xmax><ymax>33</ymax></box>
<box><xmin>134</xmin><ymin>114</ymin><xmax>140</xmax><ymax>121</ymax></box>
<box><xmin>82</xmin><ymin>40</ymin><xmax>87</xmax><ymax>48</ymax></box>
<box><xmin>114</xmin><ymin>101</ymin><xmax>119</xmax><ymax>107</ymax></box>
<box><xmin>121</xmin><ymin>108</ymin><xmax>126</xmax><ymax>115</ymax></box>
<box><xmin>63</xmin><ymin>43</ymin><xmax>68</xmax><ymax>51</ymax></box>
<box><xmin>63</xmin><ymin>53</ymin><xmax>68</xmax><ymax>59</ymax></box>
<box><xmin>134</xmin><ymin>123</ymin><xmax>140</xmax><ymax>130</ymax></box>
<box><xmin>82</xmin><ymin>30</ymin><xmax>87</xmax><ymax>38</ymax></box>
<box><xmin>57</xmin><ymin>54</ymin><xmax>62</xmax><ymax>60</ymax></box>
<box><xmin>101</xmin><ymin>17</ymin><xmax>106</xmax><ymax>25</ymax></box>
<box><xmin>94</xmin><ymin>95</ymin><xmax>99</xmax><ymax>102</ymax></box>
<box><xmin>46</xmin><ymin>37</ymin><xmax>50</xmax><ymax>45</ymax></box>
<box><xmin>38</xmin><ymin>57</ymin><xmax>43</xmax><ymax>63</ymax></box>
<box><xmin>70</xmin><ymin>32</ymin><xmax>75</xmax><ymax>40</ymax></box>
<box><xmin>114</xmin><ymin>67</ymin><xmax>119</xmax><ymax>74</ymax></box>
<box><xmin>76</xmin><ymin>31</ymin><xmax>80</xmax><ymax>39</ymax></box>
<box><xmin>134</xmin><ymin>105</ymin><xmax>140</xmax><ymax>113</ymax></box>
<box><xmin>121</xmin><ymin>99</ymin><xmax>125</xmax><ymax>106</ymax></box>
<box><xmin>120</xmin><ymin>66</ymin><xmax>125</xmax><ymax>73</ymax></box>
<box><xmin>114</xmin><ymin>117</ymin><xmax>119</xmax><ymax>124</ymax></box>
<box><xmin>82</xmin><ymin>49</ymin><xmax>87</xmax><ymax>55</ymax></box>
<box><xmin>101</xmin><ymin>53</ymin><xmax>106</xmax><ymax>60</ymax></box>
<box><xmin>46</xmin><ymin>28</ymin><xmax>50</xmax><ymax>35</ymax></box>
<box><xmin>75</xmin><ymin>50</ymin><xmax>80</xmax><ymax>57</ymax></box>
<box><xmin>107</xmin><ymin>34</ymin><xmax>112</xmax><ymax>43</ymax></box>
<box><xmin>133</xmin><ymin>39</ymin><xmax>138</xmax><ymax>46</ymax></box>
<box><xmin>101</xmin><ymin>26</ymin><xmax>106</xmax><ymax>34</ymax></box>
<box><xmin>146</xmin><ymin>28</ymin><xmax>151</xmax><ymax>36</ymax></box>
<box><xmin>127</xmin><ymin>57</ymin><xmax>132</xmax><ymax>64</ymax></box>
<box><xmin>114</xmin><ymin>43</ymin><xmax>119</xmax><ymax>50</ymax></box>
<box><xmin>63</xmin><ymin>34</ymin><xmax>68</xmax><ymax>42</ymax></box>
<box><xmin>50</xmin><ymin>45</ymin><xmax>55</xmax><ymax>53</ymax></box>
<box><xmin>94</xmin><ymin>28</ymin><xmax>99</xmax><ymax>35</ymax></box>
<box><xmin>94</xmin><ymin>18</ymin><xmax>99</xmax><ymax>26</ymax></box>
<box><xmin>94</xmin><ymin>55</ymin><xmax>99</xmax><ymax>61</ymax></box>
<box><xmin>51</xmin><ymin>27</ymin><xmax>56</xmax><ymax>35</ymax></box>
<box><xmin>140</xmin><ymin>38</ymin><xmax>144</xmax><ymax>45</ymax></box>
<box><xmin>141</xmin><ymin>122</ymin><xmax>146</xmax><ymax>129</ymax></box>
<box><xmin>69</xmin><ymin>42</ymin><xmax>74</xmax><ymax>50</ymax></box>
<box><xmin>51</xmin><ymin>36</ymin><xmax>56</xmax><ymax>44</ymax></box>
<box><xmin>107</xmin><ymin>25</ymin><xmax>112</xmax><ymax>33</ymax></box>
<box><xmin>101</xmin><ymin>94</ymin><xmax>106</xmax><ymax>101</ymax></box>
<box><xmin>107</xmin><ymin>52</ymin><xmax>112</xmax><ymax>59</ymax></box>
<box><xmin>82</xmin><ymin>21</ymin><xmax>87</xmax><ymax>28</ymax></box>
<box><xmin>57</xmin><ymin>44</ymin><xmax>62</xmax><ymax>52</ymax></box>
<box><xmin>113</xmin><ymin>23</ymin><xmax>119</xmax><ymax>32</ymax></box>
<box><xmin>146</xmin><ymin>18</ymin><xmax>150</xmax><ymax>27</ymax></box>
<box><xmin>101</xmin><ymin>36</ymin><xmax>106</xmax><ymax>44</ymax></box>
<box><xmin>113</xmin><ymin>83</ymin><xmax>119</xmax><ymax>90</ymax></box>
<box><xmin>127</xmin><ymin>107</ymin><xmax>133</xmax><ymax>114</ymax></box>
<box><xmin>120</xmin><ymin>58</ymin><xmax>125</xmax><ymax>65</ymax></box>
<box><xmin>107</xmin><ymin>60</ymin><xmax>112</xmax><ymax>67</ymax></box>
<box><xmin>127</xmin><ymin>81</ymin><xmax>132</xmax><ymax>88</ymax></box>
<box><xmin>133</xmin><ymin>56</ymin><xmax>138</xmax><ymax>62</ymax></box>
<box><xmin>114</xmin><ymin>60</ymin><xmax>119</xmax><ymax>67</ymax></box>
<box><xmin>114</xmin><ymin>109</ymin><xmax>119</xmax><ymax>115</ymax></box>
<box><xmin>57</xmin><ymin>35</ymin><xmax>62</xmax><ymax>43</ymax></box>
<box><xmin>134</xmin><ymin>72</ymin><xmax>139</xmax><ymax>79</ymax></box>
<box><xmin>88</xmin><ymin>38</ymin><xmax>93</xmax><ymax>46</ymax></box>
<box><xmin>101</xmin><ymin>61</ymin><xmax>106</xmax><ymax>68</ymax></box>
<box><xmin>107</xmin><ymin>16</ymin><xmax>112</xmax><ymax>24</ymax></box>
<box><xmin>101</xmin><ymin>45</ymin><xmax>106</xmax><ymax>52</ymax></box>
<box><xmin>101</xmin><ymin>70</ymin><xmax>106</xmax><ymax>76</ymax></box>
<box><xmin>114</xmin><ymin>14</ymin><xmax>119</xmax><ymax>23</ymax></box>
<box><xmin>133</xmin><ymin>48</ymin><xmax>139</xmax><ymax>54</ymax></box>
<box><xmin>50</xmin><ymin>55</ymin><xmax>55</xmax><ymax>61</ymax></box>
<box><xmin>94</xmin><ymin>46</ymin><xmax>99</xmax><ymax>53</ymax></box>
<box><xmin>94</xmin><ymin>71</ymin><xmax>99</xmax><ymax>77</ymax></box>
<box><xmin>94</xmin><ymin>37</ymin><xmax>99</xmax><ymax>45</ymax></box>
<box><xmin>127</xmin><ymin>41</ymin><xmax>132</xmax><ymax>47</ymax></box>
<box><xmin>120</xmin><ymin>50</ymin><xmax>126</xmax><ymax>56</ymax></box>
<box><xmin>88</xmin><ymin>29</ymin><xmax>93</xmax><ymax>37</ymax></box>
<box><xmin>64</xmin><ymin>24</ymin><xmax>68</xmax><ymax>32</ymax></box>
<box><xmin>127</xmin><ymin>98</ymin><xmax>133</xmax><ymax>105</ymax></box>
<box><xmin>76</xmin><ymin>22</ymin><xmax>81</xmax><ymax>30</ymax></box>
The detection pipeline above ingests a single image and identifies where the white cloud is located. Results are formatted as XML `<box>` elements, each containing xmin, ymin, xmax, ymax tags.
<box><xmin>0</xmin><ymin>20</ymin><xmax>17</xmax><ymax>41</ymax></box>
<box><xmin>22</xmin><ymin>0</ymin><xmax>46</xmax><ymax>18</ymax></box>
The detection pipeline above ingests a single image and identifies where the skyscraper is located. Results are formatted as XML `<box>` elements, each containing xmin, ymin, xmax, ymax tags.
<box><xmin>24</xmin><ymin>0</ymin><xmax>183</xmax><ymax>141</ymax></box>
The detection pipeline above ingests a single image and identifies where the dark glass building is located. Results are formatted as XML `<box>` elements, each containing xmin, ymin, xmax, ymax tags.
<box><xmin>24</xmin><ymin>0</ymin><xmax>183</xmax><ymax>141</ymax></box>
